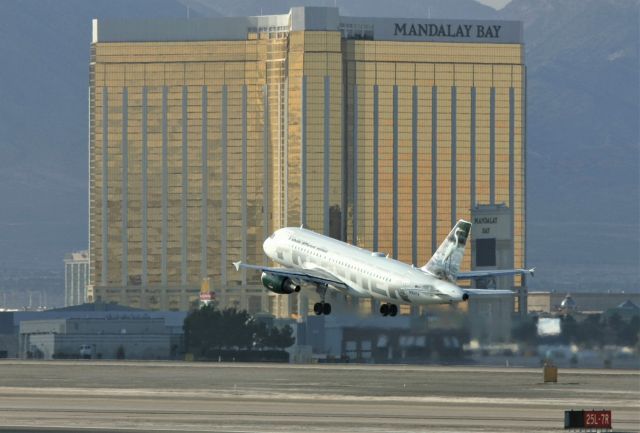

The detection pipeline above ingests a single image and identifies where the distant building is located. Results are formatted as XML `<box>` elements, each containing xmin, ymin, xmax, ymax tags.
<box><xmin>297</xmin><ymin>315</ymin><xmax>466</xmax><ymax>362</ymax></box>
<box><xmin>19</xmin><ymin>317</ymin><xmax>179</xmax><ymax>360</ymax></box>
<box><xmin>527</xmin><ymin>291</ymin><xmax>640</xmax><ymax>314</ymax></box>
<box><xmin>64</xmin><ymin>251</ymin><xmax>89</xmax><ymax>306</ymax></box>
<box><xmin>89</xmin><ymin>6</ymin><xmax>526</xmax><ymax>315</ymax></box>
<box><xmin>604</xmin><ymin>299</ymin><xmax>640</xmax><ymax>321</ymax></box>
<box><xmin>1</xmin><ymin>303</ymin><xmax>186</xmax><ymax>360</ymax></box>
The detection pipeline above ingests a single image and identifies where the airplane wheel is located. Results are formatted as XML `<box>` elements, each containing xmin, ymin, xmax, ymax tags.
<box><xmin>380</xmin><ymin>303</ymin><xmax>389</xmax><ymax>316</ymax></box>
<box><xmin>313</xmin><ymin>303</ymin><xmax>323</xmax><ymax>315</ymax></box>
<box><xmin>323</xmin><ymin>303</ymin><xmax>332</xmax><ymax>315</ymax></box>
<box><xmin>389</xmin><ymin>304</ymin><xmax>398</xmax><ymax>317</ymax></box>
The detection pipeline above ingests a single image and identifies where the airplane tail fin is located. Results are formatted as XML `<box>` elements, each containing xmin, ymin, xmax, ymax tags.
<box><xmin>421</xmin><ymin>220</ymin><xmax>472</xmax><ymax>281</ymax></box>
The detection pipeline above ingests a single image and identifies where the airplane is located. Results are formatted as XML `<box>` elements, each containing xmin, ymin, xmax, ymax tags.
<box><xmin>234</xmin><ymin>220</ymin><xmax>534</xmax><ymax>317</ymax></box>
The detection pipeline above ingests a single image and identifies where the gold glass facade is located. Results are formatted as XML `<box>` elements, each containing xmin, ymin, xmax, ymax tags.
<box><xmin>89</xmin><ymin>10</ymin><xmax>525</xmax><ymax>314</ymax></box>
<box><xmin>343</xmin><ymin>41</ymin><xmax>525</xmax><ymax>288</ymax></box>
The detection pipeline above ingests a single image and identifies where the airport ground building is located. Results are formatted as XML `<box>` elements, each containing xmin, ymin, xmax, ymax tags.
<box><xmin>527</xmin><ymin>291</ymin><xmax>640</xmax><ymax>315</ymax></box>
<box><xmin>0</xmin><ymin>303</ymin><xmax>186</xmax><ymax>359</ymax></box>
<box><xmin>19</xmin><ymin>317</ymin><xmax>179</xmax><ymax>360</ymax></box>
<box><xmin>89</xmin><ymin>7</ymin><xmax>526</xmax><ymax>316</ymax></box>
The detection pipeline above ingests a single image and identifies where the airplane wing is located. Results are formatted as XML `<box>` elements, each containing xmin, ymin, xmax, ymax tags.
<box><xmin>456</xmin><ymin>267</ymin><xmax>535</xmax><ymax>280</ymax></box>
<box><xmin>233</xmin><ymin>261</ymin><xmax>350</xmax><ymax>290</ymax></box>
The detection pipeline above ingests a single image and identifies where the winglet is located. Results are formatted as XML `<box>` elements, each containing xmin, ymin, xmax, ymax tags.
<box><xmin>233</xmin><ymin>261</ymin><xmax>242</xmax><ymax>271</ymax></box>
<box><xmin>529</xmin><ymin>267</ymin><xmax>535</xmax><ymax>277</ymax></box>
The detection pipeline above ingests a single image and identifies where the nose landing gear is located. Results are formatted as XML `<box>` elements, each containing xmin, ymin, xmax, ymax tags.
<box><xmin>380</xmin><ymin>303</ymin><xmax>398</xmax><ymax>317</ymax></box>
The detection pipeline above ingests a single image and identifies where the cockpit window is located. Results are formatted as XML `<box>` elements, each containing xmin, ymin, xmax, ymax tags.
<box><xmin>269</xmin><ymin>233</ymin><xmax>276</xmax><ymax>239</ymax></box>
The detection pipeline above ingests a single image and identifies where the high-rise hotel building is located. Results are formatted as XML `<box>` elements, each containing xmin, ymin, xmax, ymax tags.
<box><xmin>89</xmin><ymin>7</ymin><xmax>525</xmax><ymax>313</ymax></box>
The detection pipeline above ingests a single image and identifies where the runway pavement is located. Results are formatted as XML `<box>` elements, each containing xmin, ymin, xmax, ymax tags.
<box><xmin>0</xmin><ymin>361</ymin><xmax>638</xmax><ymax>432</ymax></box>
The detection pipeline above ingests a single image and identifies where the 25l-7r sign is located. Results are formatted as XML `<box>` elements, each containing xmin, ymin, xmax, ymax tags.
<box><xmin>565</xmin><ymin>409</ymin><xmax>612</xmax><ymax>430</ymax></box>
<box><xmin>584</xmin><ymin>410</ymin><xmax>612</xmax><ymax>429</ymax></box>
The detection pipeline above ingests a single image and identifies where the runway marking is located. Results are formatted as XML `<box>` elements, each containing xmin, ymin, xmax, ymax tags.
<box><xmin>0</xmin><ymin>387</ymin><xmax>637</xmax><ymax>410</ymax></box>
<box><xmin>2</xmin><ymin>360</ymin><xmax>638</xmax><ymax>376</ymax></box>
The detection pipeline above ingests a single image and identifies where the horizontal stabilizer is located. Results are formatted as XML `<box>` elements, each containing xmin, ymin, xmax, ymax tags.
<box><xmin>456</xmin><ymin>268</ymin><xmax>535</xmax><ymax>280</ymax></box>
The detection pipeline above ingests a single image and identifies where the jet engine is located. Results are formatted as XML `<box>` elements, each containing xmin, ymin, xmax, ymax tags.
<box><xmin>261</xmin><ymin>272</ymin><xmax>301</xmax><ymax>295</ymax></box>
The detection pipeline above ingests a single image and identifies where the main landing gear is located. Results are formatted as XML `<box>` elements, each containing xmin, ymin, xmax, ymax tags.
<box><xmin>380</xmin><ymin>303</ymin><xmax>398</xmax><ymax>317</ymax></box>
<box><xmin>313</xmin><ymin>302</ymin><xmax>332</xmax><ymax>315</ymax></box>
<box><xmin>313</xmin><ymin>283</ymin><xmax>332</xmax><ymax>316</ymax></box>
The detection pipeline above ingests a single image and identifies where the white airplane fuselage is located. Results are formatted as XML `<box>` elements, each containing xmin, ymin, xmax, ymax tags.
<box><xmin>263</xmin><ymin>227</ymin><xmax>466</xmax><ymax>306</ymax></box>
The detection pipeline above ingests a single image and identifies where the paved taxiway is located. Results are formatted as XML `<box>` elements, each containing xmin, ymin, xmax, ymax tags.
<box><xmin>0</xmin><ymin>361</ymin><xmax>638</xmax><ymax>432</ymax></box>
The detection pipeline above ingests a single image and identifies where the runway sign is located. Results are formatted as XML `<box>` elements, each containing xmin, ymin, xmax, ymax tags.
<box><xmin>564</xmin><ymin>409</ymin><xmax>612</xmax><ymax>430</ymax></box>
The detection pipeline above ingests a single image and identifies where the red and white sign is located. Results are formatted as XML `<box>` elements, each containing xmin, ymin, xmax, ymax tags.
<box><xmin>583</xmin><ymin>410</ymin><xmax>612</xmax><ymax>429</ymax></box>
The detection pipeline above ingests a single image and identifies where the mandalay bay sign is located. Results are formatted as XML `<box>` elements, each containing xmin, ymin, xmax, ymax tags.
<box><xmin>350</xmin><ymin>18</ymin><xmax>523</xmax><ymax>43</ymax></box>
<box><xmin>394</xmin><ymin>22</ymin><xmax>503</xmax><ymax>39</ymax></box>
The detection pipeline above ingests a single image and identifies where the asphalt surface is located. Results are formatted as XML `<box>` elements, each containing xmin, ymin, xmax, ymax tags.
<box><xmin>0</xmin><ymin>361</ymin><xmax>638</xmax><ymax>432</ymax></box>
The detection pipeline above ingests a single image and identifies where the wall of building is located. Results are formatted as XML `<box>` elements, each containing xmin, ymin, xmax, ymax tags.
<box><xmin>466</xmin><ymin>295</ymin><xmax>514</xmax><ymax>343</ymax></box>
<box><xmin>343</xmin><ymin>40</ymin><xmax>525</xmax><ymax>279</ymax></box>
<box><xmin>19</xmin><ymin>318</ymin><xmax>176</xmax><ymax>360</ymax></box>
<box><xmin>89</xmin><ymin>8</ymin><xmax>526</xmax><ymax>316</ymax></box>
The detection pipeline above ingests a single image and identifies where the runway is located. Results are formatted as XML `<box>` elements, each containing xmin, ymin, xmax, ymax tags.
<box><xmin>0</xmin><ymin>361</ymin><xmax>638</xmax><ymax>432</ymax></box>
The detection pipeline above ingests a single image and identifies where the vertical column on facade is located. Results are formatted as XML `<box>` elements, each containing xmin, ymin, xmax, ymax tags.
<box><xmin>75</xmin><ymin>264</ymin><xmax>79</xmax><ymax>304</ymax></box>
<box><xmin>470</xmin><ymin>86</ymin><xmax>477</xmax><ymax>208</ymax></box>
<box><xmin>372</xmin><ymin>84</ymin><xmax>379</xmax><ymax>252</ymax></box>
<box><xmin>69</xmin><ymin>264</ymin><xmax>74</xmax><ymax>305</ymax></box>
<box><xmin>509</xmin><ymin>87</ymin><xmax>515</xmax><ymax>211</ymax></box>
<box><xmin>392</xmin><ymin>85</ymin><xmax>399</xmax><ymax>259</ymax></box>
<box><xmin>75</xmin><ymin>264</ymin><xmax>80</xmax><ymax>305</ymax></box>
<box><xmin>510</xmin><ymin>84</ymin><xmax>524</xmax><ymax>313</ymax></box>
<box><xmin>241</xmin><ymin>84</ymin><xmax>248</xmax><ymax>286</ymax></box>
<box><xmin>101</xmin><ymin>87</ymin><xmax>109</xmax><ymax>286</ymax></box>
<box><xmin>352</xmin><ymin>84</ymin><xmax>358</xmax><ymax>244</ymax></box>
<box><xmin>323</xmin><ymin>75</ymin><xmax>330</xmax><ymax>236</ymax></box>
<box><xmin>141</xmin><ymin>87</ymin><xmax>148</xmax><ymax>291</ymax></box>
<box><xmin>121</xmin><ymin>88</ymin><xmax>129</xmax><ymax>299</ymax></box>
<box><xmin>451</xmin><ymin>86</ymin><xmax>457</xmax><ymax>226</ymax></box>
<box><xmin>411</xmin><ymin>85</ymin><xmax>418</xmax><ymax>266</ymax></box>
<box><xmin>64</xmin><ymin>263</ymin><xmax>69</xmax><ymax>306</ymax></box>
<box><xmin>200</xmin><ymin>86</ymin><xmax>208</xmax><ymax>280</ymax></box>
<box><xmin>283</xmin><ymin>79</ymin><xmax>289</xmax><ymax>228</ymax></box>
<box><xmin>341</xmin><ymin>72</ymin><xmax>348</xmax><ymax>243</ymax></box>
<box><xmin>84</xmin><ymin>263</ymin><xmax>88</xmax><ymax>303</ymax></box>
<box><xmin>301</xmin><ymin>76</ymin><xmax>307</xmax><ymax>227</ymax></box>
<box><xmin>73</xmin><ymin>264</ymin><xmax>82</xmax><ymax>305</ymax></box>
<box><xmin>431</xmin><ymin>86</ymin><xmax>438</xmax><ymax>254</ymax></box>
<box><xmin>221</xmin><ymin>85</ymin><xmax>228</xmax><ymax>285</ymax></box>
<box><xmin>490</xmin><ymin>86</ymin><xmax>496</xmax><ymax>205</ymax></box>
<box><xmin>161</xmin><ymin>87</ymin><xmax>168</xmax><ymax>288</ymax></box>
<box><xmin>520</xmin><ymin>67</ymin><xmax>528</xmax><ymax>313</ymax></box>
<box><xmin>262</xmin><ymin>84</ymin><xmax>270</xmax><ymax>262</ymax></box>
<box><xmin>181</xmin><ymin>86</ymin><xmax>188</xmax><ymax>286</ymax></box>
